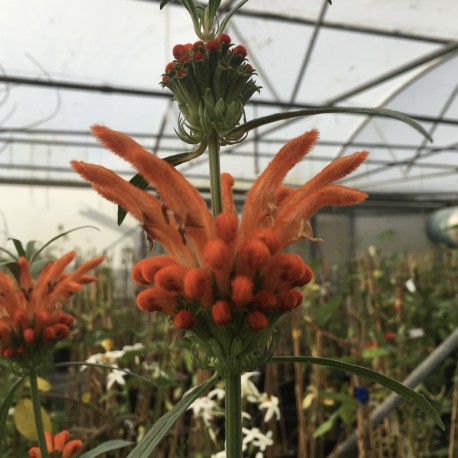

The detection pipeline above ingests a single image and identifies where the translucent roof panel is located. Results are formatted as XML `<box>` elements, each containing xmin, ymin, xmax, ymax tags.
<box><xmin>0</xmin><ymin>0</ymin><xmax>457</xmax><ymax>252</ymax></box>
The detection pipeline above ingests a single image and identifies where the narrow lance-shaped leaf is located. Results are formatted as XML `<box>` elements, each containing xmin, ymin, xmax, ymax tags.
<box><xmin>79</xmin><ymin>440</ymin><xmax>133</xmax><ymax>458</ymax></box>
<box><xmin>127</xmin><ymin>373</ymin><xmax>219</xmax><ymax>458</ymax></box>
<box><xmin>269</xmin><ymin>356</ymin><xmax>445</xmax><ymax>430</ymax></box>
<box><xmin>228</xmin><ymin>107</ymin><xmax>432</xmax><ymax>143</ymax></box>
<box><xmin>219</xmin><ymin>0</ymin><xmax>249</xmax><ymax>34</ymax></box>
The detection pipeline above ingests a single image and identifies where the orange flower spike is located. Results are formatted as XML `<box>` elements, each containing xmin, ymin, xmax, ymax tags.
<box><xmin>261</xmin><ymin>253</ymin><xmax>307</xmax><ymax>292</ymax></box>
<box><xmin>0</xmin><ymin>273</ymin><xmax>24</xmax><ymax>316</ymax></box>
<box><xmin>275</xmin><ymin>184</ymin><xmax>368</xmax><ymax>248</ymax></box>
<box><xmin>239</xmin><ymin>130</ymin><xmax>319</xmax><ymax>240</ymax></box>
<box><xmin>278</xmin><ymin>151</ymin><xmax>368</xmax><ymax>216</ymax></box>
<box><xmin>91</xmin><ymin>126</ymin><xmax>212</xmax><ymax>260</ymax></box>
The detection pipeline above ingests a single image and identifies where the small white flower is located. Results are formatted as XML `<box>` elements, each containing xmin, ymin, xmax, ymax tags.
<box><xmin>188</xmin><ymin>396</ymin><xmax>222</xmax><ymax>425</ymax></box>
<box><xmin>259</xmin><ymin>395</ymin><xmax>280</xmax><ymax>422</ymax></box>
<box><xmin>208</xmin><ymin>387</ymin><xmax>226</xmax><ymax>401</ymax></box>
<box><xmin>241</xmin><ymin>371</ymin><xmax>261</xmax><ymax>402</ymax></box>
<box><xmin>242</xmin><ymin>427</ymin><xmax>273</xmax><ymax>452</ymax></box>
<box><xmin>211</xmin><ymin>450</ymin><xmax>226</xmax><ymax>458</ymax></box>
<box><xmin>106</xmin><ymin>365</ymin><xmax>127</xmax><ymax>390</ymax></box>
<box><xmin>405</xmin><ymin>278</ymin><xmax>416</xmax><ymax>293</ymax></box>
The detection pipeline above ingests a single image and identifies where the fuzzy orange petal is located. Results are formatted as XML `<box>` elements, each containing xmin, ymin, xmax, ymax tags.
<box><xmin>239</xmin><ymin>130</ymin><xmax>319</xmax><ymax>241</ymax></box>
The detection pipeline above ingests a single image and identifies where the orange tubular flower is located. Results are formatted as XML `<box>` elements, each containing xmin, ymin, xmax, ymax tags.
<box><xmin>0</xmin><ymin>252</ymin><xmax>104</xmax><ymax>366</ymax></box>
<box><xmin>29</xmin><ymin>430</ymin><xmax>83</xmax><ymax>458</ymax></box>
<box><xmin>72</xmin><ymin>126</ymin><xmax>367</xmax><ymax>372</ymax></box>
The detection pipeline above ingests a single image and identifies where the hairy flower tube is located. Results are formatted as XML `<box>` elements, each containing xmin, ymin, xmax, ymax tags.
<box><xmin>0</xmin><ymin>252</ymin><xmax>104</xmax><ymax>369</ymax></box>
<box><xmin>29</xmin><ymin>430</ymin><xmax>83</xmax><ymax>458</ymax></box>
<box><xmin>161</xmin><ymin>34</ymin><xmax>260</xmax><ymax>146</ymax></box>
<box><xmin>72</xmin><ymin>126</ymin><xmax>367</xmax><ymax>374</ymax></box>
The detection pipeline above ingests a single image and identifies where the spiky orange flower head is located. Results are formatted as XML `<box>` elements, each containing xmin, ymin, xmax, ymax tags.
<box><xmin>29</xmin><ymin>430</ymin><xmax>83</xmax><ymax>458</ymax></box>
<box><xmin>0</xmin><ymin>252</ymin><xmax>104</xmax><ymax>366</ymax></box>
<box><xmin>72</xmin><ymin>126</ymin><xmax>367</xmax><ymax>372</ymax></box>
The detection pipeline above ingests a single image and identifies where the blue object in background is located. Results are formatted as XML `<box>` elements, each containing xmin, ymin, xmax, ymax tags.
<box><xmin>354</xmin><ymin>386</ymin><xmax>369</xmax><ymax>404</ymax></box>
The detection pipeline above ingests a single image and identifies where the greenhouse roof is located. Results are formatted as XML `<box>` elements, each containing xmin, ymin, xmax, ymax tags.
<box><xmin>0</xmin><ymin>0</ymin><xmax>457</xmax><ymax>252</ymax></box>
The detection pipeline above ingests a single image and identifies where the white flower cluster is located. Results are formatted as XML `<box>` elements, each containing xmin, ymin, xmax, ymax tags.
<box><xmin>81</xmin><ymin>343</ymin><xmax>157</xmax><ymax>390</ymax></box>
<box><xmin>188</xmin><ymin>372</ymin><xmax>280</xmax><ymax>457</ymax></box>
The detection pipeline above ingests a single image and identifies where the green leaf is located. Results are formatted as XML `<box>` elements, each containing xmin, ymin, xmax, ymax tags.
<box><xmin>228</xmin><ymin>107</ymin><xmax>432</xmax><ymax>143</ymax></box>
<box><xmin>160</xmin><ymin>0</ymin><xmax>174</xmax><ymax>9</ymax></box>
<box><xmin>313</xmin><ymin>411</ymin><xmax>339</xmax><ymax>438</ymax></box>
<box><xmin>0</xmin><ymin>377</ymin><xmax>26</xmax><ymax>447</ymax></box>
<box><xmin>219</xmin><ymin>0</ymin><xmax>249</xmax><ymax>34</ymax></box>
<box><xmin>269</xmin><ymin>356</ymin><xmax>445</xmax><ymax>430</ymax></box>
<box><xmin>24</xmin><ymin>240</ymin><xmax>37</xmax><ymax>259</ymax></box>
<box><xmin>0</xmin><ymin>247</ymin><xmax>18</xmax><ymax>261</ymax></box>
<box><xmin>79</xmin><ymin>440</ymin><xmax>133</xmax><ymax>458</ymax></box>
<box><xmin>8</xmin><ymin>238</ymin><xmax>26</xmax><ymax>257</ymax></box>
<box><xmin>127</xmin><ymin>373</ymin><xmax>219</xmax><ymax>458</ymax></box>
<box><xmin>117</xmin><ymin>143</ymin><xmax>207</xmax><ymax>226</ymax></box>
<box><xmin>31</xmin><ymin>226</ymin><xmax>99</xmax><ymax>264</ymax></box>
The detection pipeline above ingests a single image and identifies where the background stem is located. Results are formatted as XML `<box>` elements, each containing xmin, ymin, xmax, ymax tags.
<box><xmin>29</xmin><ymin>369</ymin><xmax>50</xmax><ymax>458</ymax></box>
<box><xmin>225</xmin><ymin>373</ymin><xmax>243</xmax><ymax>458</ymax></box>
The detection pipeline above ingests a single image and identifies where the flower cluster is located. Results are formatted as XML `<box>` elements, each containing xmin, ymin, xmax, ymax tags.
<box><xmin>0</xmin><ymin>252</ymin><xmax>104</xmax><ymax>367</ymax></box>
<box><xmin>161</xmin><ymin>34</ymin><xmax>260</xmax><ymax>146</ymax></box>
<box><xmin>72</xmin><ymin>126</ymin><xmax>367</xmax><ymax>373</ymax></box>
<box><xmin>29</xmin><ymin>430</ymin><xmax>82</xmax><ymax>458</ymax></box>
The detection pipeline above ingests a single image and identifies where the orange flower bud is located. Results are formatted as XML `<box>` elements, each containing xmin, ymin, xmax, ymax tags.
<box><xmin>253</xmin><ymin>290</ymin><xmax>277</xmax><ymax>311</ymax></box>
<box><xmin>53</xmin><ymin>430</ymin><xmax>70</xmax><ymax>452</ymax></box>
<box><xmin>211</xmin><ymin>300</ymin><xmax>231</xmax><ymax>326</ymax></box>
<box><xmin>204</xmin><ymin>238</ymin><xmax>229</xmax><ymax>270</ymax></box>
<box><xmin>247</xmin><ymin>311</ymin><xmax>269</xmax><ymax>331</ymax></box>
<box><xmin>231</xmin><ymin>275</ymin><xmax>254</xmax><ymax>309</ymax></box>
<box><xmin>384</xmin><ymin>331</ymin><xmax>396</xmax><ymax>342</ymax></box>
<box><xmin>173</xmin><ymin>44</ymin><xmax>187</xmax><ymax>58</ymax></box>
<box><xmin>23</xmin><ymin>328</ymin><xmax>36</xmax><ymax>344</ymax></box>
<box><xmin>136</xmin><ymin>287</ymin><xmax>177</xmax><ymax>316</ymax></box>
<box><xmin>42</xmin><ymin>326</ymin><xmax>56</xmax><ymax>342</ymax></box>
<box><xmin>206</xmin><ymin>40</ymin><xmax>220</xmax><ymax>52</ymax></box>
<box><xmin>217</xmin><ymin>33</ymin><xmax>231</xmax><ymax>45</ymax></box>
<box><xmin>35</xmin><ymin>310</ymin><xmax>51</xmax><ymax>333</ymax></box>
<box><xmin>253</xmin><ymin>228</ymin><xmax>280</xmax><ymax>255</ymax></box>
<box><xmin>291</xmin><ymin>264</ymin><xmax>314</xmax><ymax>287</ymax></box>
<box><xmin>2</xmin><ymin>347</ymin><xmax>14</xmax><ymax>358</ymax></box>
<box><xmin>155</xmin><ymin>264</ymin><xmax>189</xmax><ymax>293</ymax></box>
<box><xmin>133</xmin><ymin>256</ymin><xmax>177</xmax><ymax>285</ymax></box>
<box><xmin>215</xmin><ymin>213</ymin><xmax>238</xmax><ymax>242</ymax></box>
<box><xmin>173</xmin><ymin>310</ymin><xmax>195</xmax><ymax>329</ymax></box>
<box><xmin>233</xmin><ymin>45</ymin><xmax>247</xmax><ymax>57</ymax></box>
<box><xmin>62</xmin><ymin>440</ymin><xmax>83</xmax><ymax>458</ymax></box>
<box><xmin>183</xmin><ymin>268</ymin><xmax>213</xmax><ymax>308</ymax></box>
<box><xmin>53</xmin><ymin>324</ymin><xmax>70</xmax><ymax>340</ymax></box>
<box><xmin>237</xmin><ymin>239</ymin><xmax>271</xmax><ymax>275</ymax></box>
<box><xmin>277</xmin><ymin>290</ymin><xmax>303</xmax><ymax>311</ymax></box>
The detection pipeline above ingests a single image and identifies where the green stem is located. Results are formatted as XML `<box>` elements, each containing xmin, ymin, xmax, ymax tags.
<box><xmin>225</xmin><ymin>373</ymin><xmax>243</xmax><ymax>458</ymax></box>
<box><xmin>29</xmin><ymin>369</ymin><xmax>50</xmax><ymax>458</ymax></box>
<box><xmin>208</xmin><ymin>130</ymin><xmax>223</xmax><ymax>217</ymax></box>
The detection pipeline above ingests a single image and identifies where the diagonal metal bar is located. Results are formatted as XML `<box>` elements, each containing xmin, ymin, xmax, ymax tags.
<box><xmin>289</xmin><ymin>0</ymin><xmax>329</xmax><ymax>105</ymax></box>
<box><xmin>404</xmin><ymin>78</ymin><xmax>458</xmax><ymax>174</ymax></box>
<box><xmin>332</xmin><ymin>53</ymin><xmax>458</xmax><ymax>159</ymax></box>
<box><xmin>341</xmin><ymin>141</ymin><xmax>458</xmax><ymax>183</ymax></box>
<box><xmin>326</xmin><ymin>41</ymin><xmax>458</xmax><ymax>105</ymax></box>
